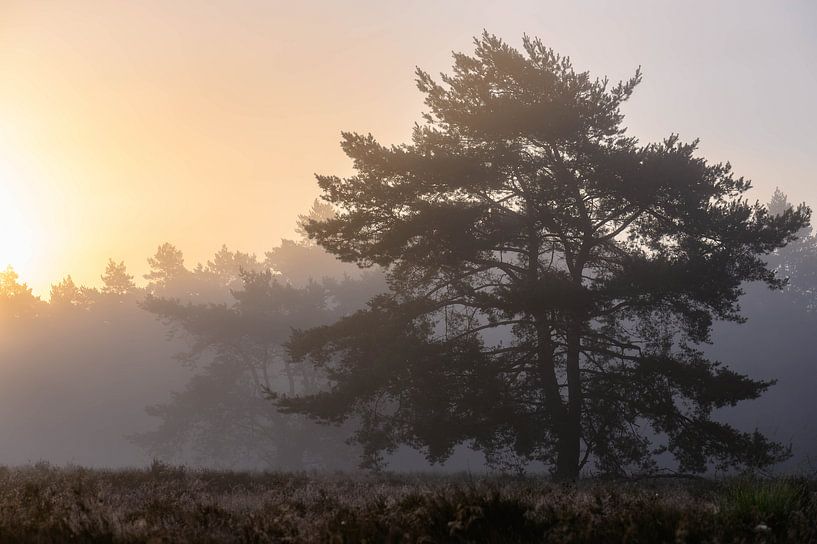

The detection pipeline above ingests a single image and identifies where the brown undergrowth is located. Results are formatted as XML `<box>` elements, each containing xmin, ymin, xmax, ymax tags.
<box><xmin>0</xmin><ymin>462</ymin><xmax>812</xmax><ymax>543</ymax></box>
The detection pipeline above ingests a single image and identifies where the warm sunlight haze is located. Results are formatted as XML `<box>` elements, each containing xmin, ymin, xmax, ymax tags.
<box><xmin>0</xmin><ymin>158</ymin><xmax>37</xmax><ymax>277</ymax></box>
<box><xmin>1</xmin><ymin>2</ymin><xmax>817</xmax><ymax>541</ymax></box>
<box><xmin>1</xmin><ymin>1</ymin><xmax>816</xmax><ymax>295</ymax></box>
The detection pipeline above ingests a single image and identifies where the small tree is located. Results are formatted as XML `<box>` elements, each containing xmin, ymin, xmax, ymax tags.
<box><xmin>768</xmin><ymin>187</ymin><xmax>791</xmax><ymax>217</ymax></box>
<box><xmin>263</xmin><ymin>200</ymin><xmax>367</xmax><ymax>286</ymax></box>
<box><xmin>50</xmin><ymin>275</ymin><xmax>79</xmax><ymax>306</ymax></box>
<box><xmin>295</xmin><ymin>199</ymin><xmax>337</xmax><ymax>244</ymax></box>
<box><xmin>145</xmin><ymin>243</ymin><xmax>188</xmax><ymax>293</ymax></box>
<box><xmin>49</xmin><ymin>275</ymin><xmax>93</xmax><ymax>309</ymax></box>
<box><xmin>101</xmin><ymin>259</ymin><xmax>136</xmax><ymax>297</ymax></box>
<box><xmin>766</xmin><ymin>189</ymin><xmax>817</xmax><ymax>308</ymax></box>
<box><xmin>204</xmin><ymin>245</ymin><xmax>264</xmax><ymax>291</ymax></box>
<box><xmin>278</xmin><ymin>33</ymin><xmax>809</xmax><ymax>479</ymax></box>
<box><xmin>0</xmin><ymin>266</ymin><xmax>41</xmax><ymax>319</ymax></box>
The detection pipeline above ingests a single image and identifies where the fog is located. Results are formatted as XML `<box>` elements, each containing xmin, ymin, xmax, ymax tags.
<box><xmin>1</xmin><ymin>6</ymin><xmax>816</xmax><ymax>478</ymax></box>
<box><xmin>0</xmin><ymin>192</ymin><xmax>814</xmax><ymax>475</ymax></box>
<box><xmin>0</xmin><ymin>210</ymin><xmax>384</xmax><ymax>470</ymax></box>
<box><xmin>709</xmin><ymin>282</ymin><xmax>817</xmax><ymax>473</ymax></box>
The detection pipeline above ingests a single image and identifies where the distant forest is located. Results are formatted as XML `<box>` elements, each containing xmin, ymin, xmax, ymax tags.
<box><xmin>0</xmin><ymin>190</ymin><xmax>814</xmax><ymax>474</ymax></box>
<box><xmin>0</xmin><ymin>201</ymin><xmax>387</xmax><ymax>470</ymax></box>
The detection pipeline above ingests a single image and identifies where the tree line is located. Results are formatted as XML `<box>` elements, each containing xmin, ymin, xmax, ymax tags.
<box><xmin>0</xmin><ymin>201</ymin><xmax>386</xmax><ymax>469</ymax></box>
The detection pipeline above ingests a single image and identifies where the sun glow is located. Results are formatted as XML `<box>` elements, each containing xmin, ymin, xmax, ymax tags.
<box><xmin>0</xmin><ymin>162</ymin><xmax>37</xmax><ymax>277</ymax></box>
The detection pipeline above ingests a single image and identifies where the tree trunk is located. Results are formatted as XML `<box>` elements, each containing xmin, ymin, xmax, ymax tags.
<box><xmin>554</xmin><ymin>317</ymin><xmax>583</xmax><ymax>481</ymax></box>
<box><xmin>554</xmin><ymin>420</ymin><xmax>581</xmax><ymax>480</ymax></box>
<box><xmin>534</xmin><ymin>315</ymin><xmax>581</xmax><ymax>480</ymax></box>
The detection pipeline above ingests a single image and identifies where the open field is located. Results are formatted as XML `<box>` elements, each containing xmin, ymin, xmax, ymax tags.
<box><xmin>0</xmin><ymin>464</ymin><xmax>813</xmax><ymax>543</ymax></box>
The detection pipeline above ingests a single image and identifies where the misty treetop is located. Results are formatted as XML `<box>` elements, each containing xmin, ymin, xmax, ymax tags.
<box><xmin>132</xmin><ymin>205</ymin><xmax>386</xmax><ymax>469</ymax></box>
<box><xmin>0</xmin><ymin>266</ymin><xmax>41</xmax><ymax>320</ymax></box>
<box><xmin>765</xmin><ymin>188</ymin><xmax>817</xmax><ymax>309</ymax></box>
<box><xmin>136</xmin><ymin>271</ymin><xmax>382</xmax><ymax>469</ymax></box>
<box><xmin>278</xmin><ymin>33</ymin><xmax>810</xmax><ymax>479</ymax></box>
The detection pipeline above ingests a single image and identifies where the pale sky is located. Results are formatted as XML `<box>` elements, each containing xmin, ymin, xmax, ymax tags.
<box><xmin>0</xmin><ymin>1</ymin><xmax>815</xmax><ymax>295</ymax></box>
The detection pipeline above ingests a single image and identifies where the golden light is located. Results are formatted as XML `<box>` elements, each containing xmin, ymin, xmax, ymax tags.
<box><xmin>0</xmin><ymin>159</ymin><xmax>37</xmax><ymax>276</ymax></box>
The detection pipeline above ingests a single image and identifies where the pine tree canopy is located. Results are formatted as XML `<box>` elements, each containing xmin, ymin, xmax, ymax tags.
<box><xmin>276</xmin><ymin>33</ymin><xmax>810</xmax><ymax>478</ymax></box>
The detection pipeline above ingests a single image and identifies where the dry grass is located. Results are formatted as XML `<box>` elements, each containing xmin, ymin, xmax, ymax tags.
<box><xmin>0</xmin><ymin>462</ymin><xmax>812</xmax><ymax>543</ymax></box>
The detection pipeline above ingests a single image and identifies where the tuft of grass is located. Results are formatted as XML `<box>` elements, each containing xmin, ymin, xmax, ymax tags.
<box><xmin>719</xmin><ymin>477</ymin><xmax>813</xmax><ymax>525</ymax></box>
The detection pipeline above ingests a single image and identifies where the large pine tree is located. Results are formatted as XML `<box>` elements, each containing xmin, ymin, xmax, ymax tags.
<box><xmin>278</xmin><ymin>33</ymin><xmax>809</xmax><ymax>479</ymax></box>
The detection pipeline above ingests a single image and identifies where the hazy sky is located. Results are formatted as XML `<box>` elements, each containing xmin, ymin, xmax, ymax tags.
<box><xmin>1</xmin><ymin>1</ymin><xmax>815</xmax><ymax>295</ymax></box>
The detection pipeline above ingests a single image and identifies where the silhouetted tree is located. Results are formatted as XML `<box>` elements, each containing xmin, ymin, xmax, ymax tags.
<box><xmin>765</xmin><ymin>189</ymin><xmax>817</xmax><ymax>308</ymax></box>
<box><xmin>768</xmin><ymin>187</ymin><xmax>791</xmax><ymax>217</ymax></box>
<box><xmin>101</xmin><ymin>259</ymin><xmax>137</xmax><ymax>297</ymax></box>
<box><xmin>295</xmin><ymin>199</ymin><xmax>337</xmax><ymax>244</ymax></box>
<box><xmin>265</xmin><ymin>239</ymin><xmax>363</xmax><ymax>287</ymax></box>
<box><xmin>49</xmin><ymin>275</ymin><xmax>93</xmax><ymax>309</ymax></box>
<box><xmin>49</xmin><ymin>275</ymin><xmax>79</xmax><ymax>306</ymax></box>
<box><xmin>145</xmin><ymin>243</ymin><xmax>188</xmax><ymax>294</ymax></box>
<box><xmin>137</xmin><ymin>270</ymin><xmax>379</xmax><ymax>469</ymax></box>
<box><xmin>0</xmin><ymin>266</ymin><xmax>41</xmax><ymax>320</ymax></box>
<box><xmin>135</xmin><ymin>232</ymin><xmax>386</xmax><ymax>468</ymax></box>
<box><xmin>265</xmin><ymin>200</ymin><xmax>364</xmax><ymax>286</ymax></box>
<box><xmin>278</xmin><ymin>33</ymin><xmax>810</xmax><ymax>479</ymax></box>
<box><xmin>201</xmin><ymin>245</ymin><xmax>265</xmax><ymax>294</ymax></box>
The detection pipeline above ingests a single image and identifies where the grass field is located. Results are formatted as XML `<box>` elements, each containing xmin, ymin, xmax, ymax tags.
<box><xmin>0</xmin><ymin>463</ymin><xmax>814</xmax><ymax>543</ymax></box>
